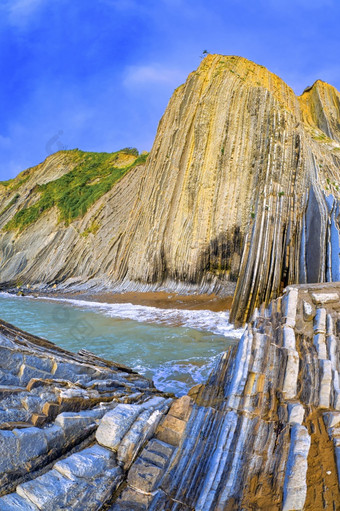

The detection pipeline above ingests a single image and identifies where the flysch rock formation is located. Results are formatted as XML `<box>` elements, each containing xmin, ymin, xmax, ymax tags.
<box><xmin>1</xmin><ymin>55</ymin><xmax>339</xmax><ymax>324</ymax></box>
<box><xmin>0</xmin><ymin>318</ymin><xmax>172</xmax><ymax>505</ymax></box>
<box><xmin>0</xmin><ymin>282</ymin><xmax>340</xmax><ymax>510</ymax></box>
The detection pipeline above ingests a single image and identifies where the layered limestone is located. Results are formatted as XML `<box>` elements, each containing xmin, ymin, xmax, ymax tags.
<box><xmin>0</xmin><ymin>149</ymin><xmax>147</xmax><ymax>293</ymax></box>
<box><xmin>1</xmin><ymin>56</ymin><xmax>340</xmax><ymax>323</ymax></box>
<box><xmin>0</xmin><ymin>283</ymin><xmax>340</xmax><ymax>509</ymax></box>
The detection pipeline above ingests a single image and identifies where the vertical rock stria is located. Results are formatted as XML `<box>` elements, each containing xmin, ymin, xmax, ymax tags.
<box><xmin>0</xmin><ymin>283</ymin><xmax>340</xmax><ymax>509</ymax></box>
<box><xmin>113</xmin><ymin>56</ymin><xmax>340</xmax><ymax>324</ymax></box>
<box><xmin>0</xmin><ymin>55</ymin><xmax>339</xmax><ymax>323</ymax></box>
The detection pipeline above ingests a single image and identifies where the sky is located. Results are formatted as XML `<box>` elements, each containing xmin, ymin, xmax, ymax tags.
<box><xmin>0</xmin><ymin>0</ymin><xmax>339</xmax><ymax>180</ymax></box>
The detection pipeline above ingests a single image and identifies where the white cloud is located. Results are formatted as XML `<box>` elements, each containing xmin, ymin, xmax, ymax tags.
<box><xmin>2</xmin><ymin>0</ymin><xmax>45</xmax><ymax>27</ymax></box>
<box><xmin>123</xmin><ymin>64</ymin><xmax>184</xmax><ymax>88</ymax></box>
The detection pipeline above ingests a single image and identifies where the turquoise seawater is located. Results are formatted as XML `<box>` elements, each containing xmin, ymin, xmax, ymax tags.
<box><xmin>0</xmin><ymin>293</ymin><xmax>243</xmax><ymax>395</ymax></box>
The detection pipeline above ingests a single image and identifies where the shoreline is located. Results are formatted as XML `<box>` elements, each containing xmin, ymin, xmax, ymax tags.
<box><xmin>73</xmin><ymin>291</ymin><xmax>234</xmax><ymax>312</ymax></box>
<box><xmin>3</xmin><ymin>289</ymin><xmax>234</xmax><ymax>312</ymax></box>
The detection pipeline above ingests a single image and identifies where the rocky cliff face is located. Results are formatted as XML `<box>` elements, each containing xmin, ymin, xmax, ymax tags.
<box><xmin>0</xmin><ymin>149</ymin><xmax>147</xmax><ymax>291</ymax></box>
<box><xmin>1</xmin><ymin>283</ymin><xmax>340</xmax><ymax>509</ymax></box>
<box><xmin>1</xmin><ymin>55</ymin><xmax>339</xmax><ymax>323</ymax></box>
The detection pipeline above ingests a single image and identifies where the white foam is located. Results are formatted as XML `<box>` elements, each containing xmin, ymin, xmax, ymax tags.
<box><xmin>0</xmin><ymin>292</ymin><xmax>15</xmax><ymax>298</ymax></box>
<box><xmin>22</xmin><ymin>295</ymin><xmax>244</xmax><ymax>339</ymax></box>
<box><xmin>133</xmin><ymin>353</ymin><xmax>222</xmax><ymax>396</ymax></box>
<box><xmin>0</xmin><ymin>292</ymin><xmax>242</xmax><ymax>396</ymax></box>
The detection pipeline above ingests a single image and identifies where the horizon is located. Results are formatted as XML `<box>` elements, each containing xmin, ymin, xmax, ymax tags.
<box><xmin>1</xmin><ymin>0</ymin><xmax>339</xmax><ymax>180</ymax></box>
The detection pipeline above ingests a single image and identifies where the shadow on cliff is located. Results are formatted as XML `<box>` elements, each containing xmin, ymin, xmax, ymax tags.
<box><xmin>197</xmin><ymin>229</ymin><xmax>244</xmax><ymax>284</ymax></box>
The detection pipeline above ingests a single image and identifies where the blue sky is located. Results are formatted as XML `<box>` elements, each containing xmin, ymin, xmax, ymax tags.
<box><xmin>0</xmin><ymin>0</ymin><xmax>339</xmax><ymax>180</ymax></box>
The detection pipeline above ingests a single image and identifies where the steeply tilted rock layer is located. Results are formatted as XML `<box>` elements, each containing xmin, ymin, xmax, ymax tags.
<box><xmin>0</xmin><ymin>283</ymin><xmax>340</xmax><ymax>509</ymax></box>
<box><xmin>1</xmin><ymin>55</ymin><xmax>339</xmax><ymax>323</ymax></box>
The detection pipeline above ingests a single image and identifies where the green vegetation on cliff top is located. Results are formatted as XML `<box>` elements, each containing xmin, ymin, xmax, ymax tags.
<box><xmin>3</xmin><ymin>148</ymin><xmax>147</xmax><ymax>231</ymax></box>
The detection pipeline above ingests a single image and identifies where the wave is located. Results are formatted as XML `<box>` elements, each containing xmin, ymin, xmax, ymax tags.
<box><xmin>19</xmin><ymin>295</ymin><xmax>245</xmax><ymax>339</ymax></box>
<box><xmin>0</xmin><ymin>292</ymin><xmax>242</xmax><ymax>395</ymax></box>
<box><xmin>132</xmin><ymin>353</ymin><xmax>221</xmax><ymax>396</ymax></box>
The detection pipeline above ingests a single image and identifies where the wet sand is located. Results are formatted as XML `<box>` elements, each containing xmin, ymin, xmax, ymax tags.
<box><xmin>57</xmin><ymin>291</ymin><xmax>234</xmax><ymax>312</ymax></box>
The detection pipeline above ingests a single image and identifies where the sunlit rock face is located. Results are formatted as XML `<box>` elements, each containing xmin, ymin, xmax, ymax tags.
<box><xmin>117</xmin><ymin>55</ymin><xmax>340</xmax><ymax>324</ymax></box>
<box><xmin>1</xmin><ymin>55</ymin><xmax>339</xmax><ymax>323</ymax></box>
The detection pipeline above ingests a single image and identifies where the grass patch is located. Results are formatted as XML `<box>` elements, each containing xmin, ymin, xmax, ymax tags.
<box><xmin>312</xmin><ymin>132</ymin><xmax>334</xmax><ymax>144</ymax></box>
<box><xmin>0</xmin><ymin>179</ymin><xmax>12</xmax><ymax>187</ymax></box>
<box><xmin>119</xmin><ymin>147</ymin><xmax>139</xmax><ymax>157</ymax></box>
<box><xmin>4</xmin><ymin>149</ymin><xmax>147</xmax><ymax>232</ymax></box>
<box><xmin>81</xmin><ymin>220</ymin><xmax>100</xmax><ymax>237</ymax></box>
<box><xmin>0</xmin><ymin>171</ymin><xmax>31</xmax><ymax>191</ymax></box>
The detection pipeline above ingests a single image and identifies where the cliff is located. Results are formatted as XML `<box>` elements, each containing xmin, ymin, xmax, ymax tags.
<box><xmin>0</xmin><ymin>282</ymin><xmax>339</xmax><ymax>509</ymax></box>
<box><xmin>1</xmin><ymin>55</ymin><xmax>340</xmax><ymax>323</ymax></box>
<box><xmin>0</xmin><ymin>148</ymin><xmax>148</xmax><ymax>291</ymax></box>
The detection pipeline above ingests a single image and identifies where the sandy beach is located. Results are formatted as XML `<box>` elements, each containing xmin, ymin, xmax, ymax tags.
<box><xmin>54</xmin><ymin>291</ymin><xmax>234</xmax><ymax>312</ymax></box>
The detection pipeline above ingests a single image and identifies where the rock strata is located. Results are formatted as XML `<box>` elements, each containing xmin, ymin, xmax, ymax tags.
<box><xmin>0</xmin><ymin>282</ymin><xmax>340</xmax><ymax>509</ymax></box>
<box><xmin>0</xmin><ymin>318</ymin><xmax>170</xmax><ymax>503</ymax></box>
<box><xmin>1</xmin><ymin>56</ymin><xmax>339</xmax><ymax>323</ymax></box>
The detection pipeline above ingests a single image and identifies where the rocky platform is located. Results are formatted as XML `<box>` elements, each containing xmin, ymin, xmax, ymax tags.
<box><xmin>0</xmin><ymin>283</ymin><xmax>340</xmax><ymax>510</ymax></box>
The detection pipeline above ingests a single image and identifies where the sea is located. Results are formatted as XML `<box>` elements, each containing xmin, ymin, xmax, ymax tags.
<box><xmin>0</xmin><ymin>292</ymin><xmax>244</xmax><ymax>396</ymax></box>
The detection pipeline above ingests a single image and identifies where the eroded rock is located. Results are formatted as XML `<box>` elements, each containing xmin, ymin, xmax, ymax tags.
<box><xmin>0</xmin><ymin>283</ymin><xmax>340</xmax><ymax>509</ymax></box>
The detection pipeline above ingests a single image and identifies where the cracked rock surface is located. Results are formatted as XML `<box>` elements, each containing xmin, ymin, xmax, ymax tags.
<box><xmin>0</xmin><ymin>282</ymin><xmax>340</xmax><ymax>509</ymax></box>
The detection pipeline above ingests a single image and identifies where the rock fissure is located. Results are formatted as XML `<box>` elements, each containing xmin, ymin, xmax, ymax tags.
<box><xmin>0</xmin><ymin>283</ymin><xmax>339</xmax><ymax>509</ymax></box>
